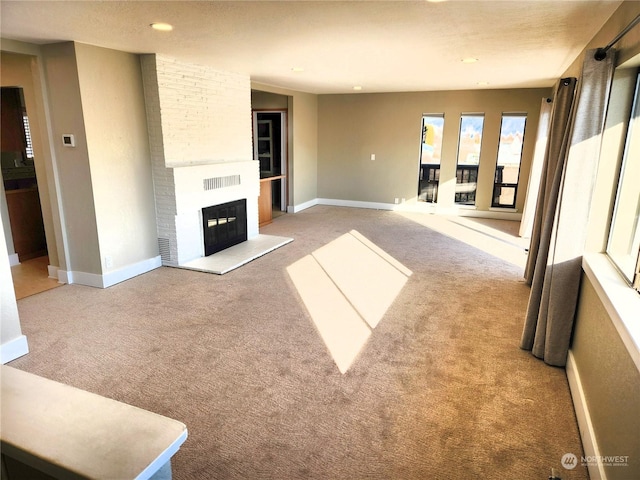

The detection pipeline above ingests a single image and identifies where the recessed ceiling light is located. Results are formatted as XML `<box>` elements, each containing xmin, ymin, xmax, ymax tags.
<box><xmin>150</xmin><ymin>23</ymin><xmax>173</xmax><ymax>32</ymax></box>
<box><xmin>291</xmin><ymin>67</ymin><xmax>305</xmax><ymax>72</ymax></box>
<box><xmin>353</xmin><ymin>86</ymin><xmax>363</xmax><ymax>91</ymax></box>
<box><xmin>477</xmin><ymin>81</ymin><xmax>490</xmax><ymax>86</ymax></box>
<box><xmin>462</xmin><ymin>57</ymin><xmax>479</xmax><ymax>64</ymax></box>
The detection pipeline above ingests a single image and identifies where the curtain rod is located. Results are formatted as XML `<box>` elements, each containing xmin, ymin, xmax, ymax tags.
<box><xmin>595</xmin><ymin>14</ymin><xmax>640</xmax><ymax>60</ymax></box>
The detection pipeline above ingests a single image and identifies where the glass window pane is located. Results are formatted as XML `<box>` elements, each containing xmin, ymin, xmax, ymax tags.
<box><xmin>492</xmin><ymin>114</ymin><xmax>527</xmax><ymax>208</ymax></box>
<box><xmin>418</xmin><ymin>114</ymin><xmax>444</xmax><ymax>203</ymax></box>
<box><xmin>608</xmin><ymin>75</ymin><xmax>640</xmax><ymax>284</ymax></box>
<box><xmin>456</xmin><ymin>114</ymin><xmax>484</xmax><ymax>205</ymax></box>
<box><xmin>421</xmin><ymin>115</ymin><xmax>444</xmax><ymax>165</ymax></box>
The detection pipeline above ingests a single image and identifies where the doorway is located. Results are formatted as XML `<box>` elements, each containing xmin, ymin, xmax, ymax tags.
<box><xmin>1</xmin><ymin>86</ymin><xmax>57</xmax><ymax>298</ymax></box>
<box><xmin>252</xmin><ymin>110</ymin><xmax>287</xmax><ymax>218</ymax></box>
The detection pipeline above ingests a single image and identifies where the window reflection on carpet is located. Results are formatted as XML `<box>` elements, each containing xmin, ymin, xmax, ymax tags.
<box><xmin>287</xmin><ymin>230</ymin><xmax>411</xmax><ymax>373</ymax></box>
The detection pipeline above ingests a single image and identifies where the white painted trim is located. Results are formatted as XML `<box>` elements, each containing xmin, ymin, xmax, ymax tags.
<box><xmin>566</xmin><ymin>351</ymin><xmax>607</xmax><ymax>480</ymax></box>
<box><xmin>583</xmin><ymin>254</ymin><xmax>640</xmax><ymax>373</ymax></box>
<box><xmin>57</xmin><ymin>269</ymin><xmax>71</xmax><ymax>285</ymax></box>
<box><xmin>489</xmin><ymin>206</ymin><xmax>518</xmax><ymax>213</ymax></box>
<box><xmin>8</xmin><ymin>254</ymin><xmax>20</xmax><ymax>266</ymax></box>
<box><xmin>317</xmin><ymin>198</ymin><xmax>397</xmax><ymax>211</ymax></box>
<box><xmin>396</xmin><ymin>202</ymin><xmax>438</xmax><ymax>214</ymax></box>
<box><xmin>1</xmin><ymin>335</ymin><xmax>29</xmax><ymax>364</ymax></box>
<box><xmin>59</xmin><ymin>256</ymin><xmax>162</xmax><ymax>289</ymax></box>
<box><xmin>102</xmin><ymin>255</ymin><xmax>162</xmax><ymax>288</ymax></box>
<box><xmin>70</xmin><ymin>271</ymin><xmax>104</xmax><ymax>288</ymax></box>
<box><xmin>288</xmin><ymin>198</ymin><xmax>318</xmax><ymax>213</ymax></box>
<box><xmin>306</xmin><ymin>197</ymin><xmax>523</xmax><ymax>221</ymax></box>
<box><xmin>47</xmin><ymin>264</ymin><xmax>61</xmax><ymax>281</ymax></box>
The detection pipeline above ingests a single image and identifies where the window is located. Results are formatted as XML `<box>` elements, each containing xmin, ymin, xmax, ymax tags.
<box><xmin>418</xmin><ymin>114</ymin><xmax>444</xmax><ymax>203</ymax></box>
<box><xmin>492</xmin><ymin>114</ymin><xmax>527</xmax><ymax>208</ymax></box>
<box><xmin>22</xmin><ymin>115</ymin><xmax>34</xmax><ymax>159</ymax></box>
<box><xmin>455</xmin><ymin>114</ymin><xmax>484</xmax><ymax>205</ymax></box>
<box><xmin>607</xmin><ymin>72</ymin><xmax>640</xmax><ymax>292</ymax></box>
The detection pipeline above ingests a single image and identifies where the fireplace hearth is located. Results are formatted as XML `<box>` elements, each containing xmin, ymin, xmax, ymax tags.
<box><xmin>202</xmin><ymin>199</ymin><xmax>247</xmax><ymax>256</ymax></box>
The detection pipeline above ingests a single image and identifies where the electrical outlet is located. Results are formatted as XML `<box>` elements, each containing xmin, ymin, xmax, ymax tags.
<box><xmin>394</xmin><ymin>198</ymin><xmax>399</xmax><ymax>204</ymax></box>
<box><xmin>401</xmin><ymin>198</ymin><xmax>405</xmax><ymax>203</ymax></box>
<box><xmin>370</xmin><ymin>153</ymin><xmax>376</xmax><ymax>161</ymax></box>
<box><xmin>105</xmin><ymin>255</ymin><xmax>113</xmax><ymax>269</ymax></box>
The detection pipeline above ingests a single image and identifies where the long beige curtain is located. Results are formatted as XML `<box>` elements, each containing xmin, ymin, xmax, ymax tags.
<box><xmin>521</xmin><ymin>49</ymin><xmax>616</xmax><ymax>367</ymax></box>
<box><xmin>519</xmin><ymin>98</ymin><xmax>553</xmax><ymax>240</ymax></box>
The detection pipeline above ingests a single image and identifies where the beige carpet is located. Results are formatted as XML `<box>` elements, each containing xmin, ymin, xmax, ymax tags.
<box><xmin>10</xmin><ymin>206</ymin><xmax>588</xmax><ymax>479</ymax></box>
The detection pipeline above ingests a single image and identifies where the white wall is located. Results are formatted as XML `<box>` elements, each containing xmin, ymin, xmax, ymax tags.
<box><xmin>0</xmin><ymin>180</ymin><xmax>16</xmax><ymax>263</ymax></box>
<box><xmin>141</xmin><ymin>55</ymin><xmax>257</xmax><ymax>266</ymax></box>
<box><xmin>0</xmin><ymin>214</ymin><xmax>28</xmax><ymax>364</ymax></box>
<box><xmin>151</xmin><ymin>55</ymin><xmax>253</xmax><ymax>166</ymax></box>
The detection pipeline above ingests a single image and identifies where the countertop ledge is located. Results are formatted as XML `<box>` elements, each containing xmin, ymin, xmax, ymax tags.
<box><xmin>0</xmin><ymin>365</ymin><xmax>188</xmax><ymax>480</ymax></box>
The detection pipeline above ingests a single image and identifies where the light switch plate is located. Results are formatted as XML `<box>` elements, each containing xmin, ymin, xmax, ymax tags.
<box><xmin>62</xmin><ymin>134</ymin><xmax>75</xmax><ymax>147</ymax></box>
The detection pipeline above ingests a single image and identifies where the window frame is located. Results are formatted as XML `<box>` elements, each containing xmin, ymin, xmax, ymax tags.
<box><xmin>491</xmin><ymin>113</ymin><xmax>527</xmax><ymax>209</ymax></box>
<box><xmin>455</xmin><ymin>113</ymin><xmax>485</xmax><ymax>206</ymax></box>
<box><xmin>417</xmin><ymin>114</ymin><xmax>445</xmax><ymax>203</ymax></box>
<box><xmin>606</xmin><ymin>71</ymin><xmax>640</xmax><ymax>292</ymax></box>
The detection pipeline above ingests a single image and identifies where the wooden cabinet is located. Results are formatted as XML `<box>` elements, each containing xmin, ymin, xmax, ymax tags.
<box><xmin>257</xmin><ymin>119</ymin><xmax>274</xmax><ymax>176</ymax></box>
<box><xmin>5</xmin><ymin>187</ymin><xmax>47</xmax><ymax>260</ymax></box>
<box><xmin>258</xmin><ymin>175</ymin><xmax>285</xmax><ymax>228</ymax></box>
<box><xmin>259</xmin><ymin>178</ymin><xmax>274</xmax><ymax>227</ymax></box>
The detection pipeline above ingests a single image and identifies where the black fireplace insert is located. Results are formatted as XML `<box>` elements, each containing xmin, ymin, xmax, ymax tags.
<box><xmin>202</xmin><ymin>199</ymin><xmax>247</xmax><ymax>256</ymax></box>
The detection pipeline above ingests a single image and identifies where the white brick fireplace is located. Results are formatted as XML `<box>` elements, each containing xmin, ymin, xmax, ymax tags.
<box><xmin>140</xmin><ymin>55</ymin><xmax>259</xmax><ymax>267</ymax></box>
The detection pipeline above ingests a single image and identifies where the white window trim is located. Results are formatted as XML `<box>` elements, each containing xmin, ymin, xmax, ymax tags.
<box><xmin>582</xmin><ymin>253</ymin><xmax>640</xmax><ymax>373</ymax></box>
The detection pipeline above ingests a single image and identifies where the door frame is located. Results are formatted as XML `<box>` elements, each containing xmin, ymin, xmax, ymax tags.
<box><xmin>252</xmin><ymin>109</ymin><xmax>288</xmax><ymax>212</ymax></box>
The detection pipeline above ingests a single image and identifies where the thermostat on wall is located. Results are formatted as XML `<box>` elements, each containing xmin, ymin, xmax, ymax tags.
<box><xmin>62</xmin><ymin>134</ymin><xmax>75</xmax><ymax>147</ymax></box>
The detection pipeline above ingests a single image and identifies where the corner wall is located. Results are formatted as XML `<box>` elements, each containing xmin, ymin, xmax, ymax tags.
<box><xmin>40</xmin><ymin>42</ymin><xmax>101</xmax><ymax>276</ymax></box>
<box><xmin>75</xmin><ymin>44</ymin><xmax>159</xmax><ymax>279</ymax></box>
<box><xmin>37</xmin><ymin>41</ymin><xmax>162</xmax><ymax>287</ymax></box>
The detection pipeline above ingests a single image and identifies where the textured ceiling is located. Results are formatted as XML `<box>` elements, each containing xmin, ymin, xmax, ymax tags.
<box><xmin>0</xmin><ymin>0</ymin><xmax>624</xmax><ymax>94</ymax></box>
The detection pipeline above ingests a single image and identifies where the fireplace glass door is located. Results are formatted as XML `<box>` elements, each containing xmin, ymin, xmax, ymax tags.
<box><xmin>202</xmin><ymin>199</ymin><xmax>247</xmax><ymax>256</ymax></box>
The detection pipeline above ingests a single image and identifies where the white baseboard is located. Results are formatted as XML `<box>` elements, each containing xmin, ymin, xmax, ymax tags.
<box><xmin>317</xmin><ymin>198</ymin><xmax>398</xmax><ymax>211</ymax></box>
<box><xmin>58</xmin><ymin>256</ymin><xmax>162</xmax><ymax>289</ymax></box>
<box><xmin>57</xmin><ymin>269</ymin><xmax>72</xmax><ymax>285</ymax></box>
<box><xmin>302</xmin><ymin>198</ymin><xmax>522</xmax><ymax>220</ymax></box>
<box><xmin>456</xmin><ymin>208</ymin><xmax>522</xmax><ymax>220</ymax></box>
<box><xmin>566</xmin><ymin>350</ymin><xmax>607</xmax><ymax>480</ymax></box>
<box><xmin>288</xmin><ymin>198</ymin><xmax>318</xmax><ymax>213</ymax></box>
<box><xmin>8</xmin><ymin>253</ymin><xmax>20</xmax><ymax>266</ymax></box>
<box><xmin>69</xmin><ymin>271</ymin><xmax>105</xmax><ymax>288</ymax></box>
<box><xmin>47</xmin><ymin>264</ymin><xmax>61</xmax><ymax>281</ymax></box>
<box><xmin>1</xmin><ymin>335</ymin><xmax>29</xmax><ymax>364</ymax></box>
<box><xmin>102</xmin><ymin>255</ymin><xmax>162</xmax><ymax>288</ymax></box>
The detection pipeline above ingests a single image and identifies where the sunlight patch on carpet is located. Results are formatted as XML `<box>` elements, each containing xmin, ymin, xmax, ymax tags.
<box><xmin>287</xmin><ymin>230</ymin><xmax>411</xmax><ymax>373</ymax></box>
<box><xmin>397</xmin><ymin>212</ymin><xmax>528</xmax><ymax>268</ymax></box>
